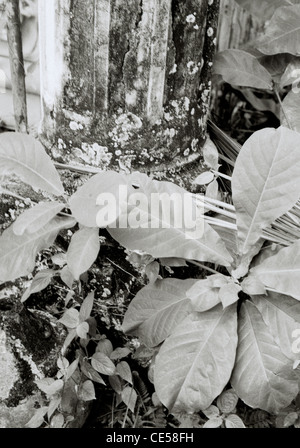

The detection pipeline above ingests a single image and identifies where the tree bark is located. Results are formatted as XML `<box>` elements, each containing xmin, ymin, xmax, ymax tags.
<box><xmin>39</xmin><ymin>0</ymin><xmax>220</xmax><ymax>185</ymax></box>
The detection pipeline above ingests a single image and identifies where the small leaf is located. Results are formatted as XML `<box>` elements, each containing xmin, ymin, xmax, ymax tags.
<box><xmin>193</xmin><ymin>171</ymin><xmax>215</xmax><ymax>186</ymax></box>
<box><xmin>225</xmin><ymin>414</ymin><xmax>246</xmax><ymax>428</ymax></box>
<box><xmin>203</xmin><ymin>417</ymin><xmax>223</xmax><ymax>428</ymax></box>
<box><xmin>257</xmin><ymin>5</ymin><xmax>300</xmax><ymax>56</ymax></box>
<box><xmin>121</xmin><ymin>386</ymin><xmax>137</xmax><ymax>413</ymax></box>
<box><xmin>96</xmin><ymin>338</ymin><xmax>114</xmax><ymax>357</ymax></box>
<box><xmin>36</xmin><ymin>378</ymin><xmax>64</xmax><ymax>396</ymax></box>
<box><xmin>58</xmin><ymin>308</ymin><xmax>80</xmax><ymax>329</ymax></box>
<box><xmin>217</xmin><ymin>389</ymin><xmax>239</xmax><ymax>414</ymax></box>
<box><xmin>91</xmin><ymin>352</ymin><xmax>116</xmax><ymax>376</ymax></box>
<box><xmin>109</xmin><ymin>375</ymin><xmax>123</xmax><ymax>394</ymax></box>
<box><xmin>67</xmin><ymin>228</ymin><xmax>100</xmax><ymax>280</ymax></box>
<box><xmin>69</xmin><ymin>171</ymin><xmax>133</xmax><ymax>227</ymax></box>
<box><xmin>145</xmin><ymin>261</ymin><xmax>160</xmax><ymax>284</ymax></box>
<box><xmin>202</xmin><ymin>137</ymin><xmax>220</xmax><ymax>171</ymax></box>
<box><xmin>25</xmin><ymin>407</ymin><xmax>48</xmax><ymax>428</ymax></box>
<box><xmin>13</xmin><ymin>202</ymin><xmax>66</xmax><ymax>236</ymax></box>
<box><xmin>284</xmin><ymin>412</ymin><xmax>299</xmax><ymax>427</ymax></box>
<box><xmin>205</xmin><ymin>179</ymin><xmax>220</xmax><ymax>200</ymax></box>
<box><xmin>78</xmin><ymin>380</ymin><xmax>96</xmax><ymax>401</ymax></box>
<box><xmin>47</xmin><ymin>396</ymin><xmax>61</xmax><ymax>420</ymax></box>
<box><xmin>65</xmin><ymin>357</ymin><xmax>80</xmax><ymax>380</ymax></box>
<box><xmin>110</xmin><ymin>347</ymin><xmax>131</xmax><ymax>360</ymax></box>
<box><xmin>219</xmin><ymin>283</ymin><xmax>242</xmax><ymax>308</ymax></box>
<box><xmin>76</xmin><ymin>321</ymin><xmax>89</xmax><ymax>339</ymax></box>
<box><xmin>51</xmin><ymin>252</ymin><xmax>67</xmax><ymax>267</ymax></box>
<box><xmin>281</xmin><ymin>90</ymin><xmax>300</xmax><ymax>132</ymax></box>
<box><xmin>79</xmin><ymin>291</ymin><xmax>94</xmax><ymax>322</ymax></box>
<box><xmin>116</xmin><ymin>361</ymin><xmax>132</xmax><ymax>384</ymax></box>
<box><xmin>50</xmin><ymin>413</ymin><xmax>65</xmax><ymax>428</ymax></box>
<box><xmin>241</xmin><ymin>275</ymin><xmax>266</xmax><ymax>296</ymax></box>
<box><xmin>60</xmin><ymin>265</ymin><xmax>75</xmax><ymax>289</ymax></box>
<box><xmin>0</xmin><ymin>132</ymin><xmax>65</xmax><ymax>196</ymax></box>
<box><xmin>280</xmin><ymin>60</ymin><xmax>300</xmax><ymax>88</ymax></box>
<box><xmin>21</xmin><ymin>269</ymin><xmax>55</xmax><ymax>302</ymax></box>
<box><xmin>0</xmin><ymin>217</ymin><xmax>76</xmax><ymax>283</ymax></box>
<box><xmin>202</xmin><ymin>405</ymin><xmax>220</xmax><ymax>418</ymax></box>
<box><xmin>187</xmin><ymin>279</ymin><xmax>221</xmax><ymax>312</ymax></box>
<box><xmin>213</xmin><ymin>49</ymin><xmax>273</xmax><ymax>90</ymax></box>
<box><xmin>80</xmin><ymin>359</ymin><xmax>106</xmax><ymax>385</ymax></box>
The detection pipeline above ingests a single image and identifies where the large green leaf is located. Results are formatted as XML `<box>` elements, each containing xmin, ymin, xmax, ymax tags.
<box><xmin>12</xmin><ymin>202</ymin><xmax>65</xmax><ymax>235</ymax></box>
<box><xmin>257</xmin><ymin>5</ymin><xmax>300</xmax><ymax>56</ymax></box>
<box><xmin>0</xmin><ymin>216</ymin><xmax>76</xmax><ymax>283</ymax></box>
<box><xmin>234</xmin><ymin>0</ymin><xmax>300</xmax><ymax>20</ymax></box>
<box><xmin>0</xmin><ymin>133</ymin><xmax>65</xmax><ymax>196</ymax></box>
<box><xmin>231</xmin><ymin>301</ymin><xmax>298</xmax><ymax>414</ymax></box>
<box><xmin>154</xmin><ymin>305</ymin><xmax>238</xmax><ymax>413</ymax></box>
<box><xmin>69</xmin><ymin>171</ymin><xmax>134</xmax><ymax>227</ymax></box>
<box><xmin>252</xmin><ymin>292</ymin><xmax>300</xmax><ymax>361</ymax></box>
<box><xmin>122</xmin><ymin>279</ymin><xmax>195</xmax><ymax>347</ymax></box>
<box><xmin>232</xmin><ymin>126</ymin><xmax>300</xmax><ymax>259</ymax></box>
<box><xmin>67</xmin><ymin>227</ymin><xmax>100</xmax><ymax>280</ymax></box>
<box><xmin>213</xmin><ymin>50</ymin><xmax>273</xmax><ymax>90</ymax></box>
<box><xmin>108</xmin><ymin>173</ymin><xmax>233</xmax><ymax>266</ymax></box>
<box><xmin>250</xmin><ymin>239</ymin><xmax>300</xmax><ymax>300</ymax></box>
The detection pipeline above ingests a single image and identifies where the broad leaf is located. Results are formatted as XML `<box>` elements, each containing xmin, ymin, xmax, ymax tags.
<box><xmin>80</xmin><ymin>360</ymin><xmax>106</xmax><ymax>385</ymax></box>
<box><xmin>67</xmin><ymin>227</ymin><xmax>100</xmax><ymax>280</ymax></box>
<box><xmin>0</xmin><ymin>216</ymin><xmax>76</xmax><ymax>283</ymax></box>
<box><xmin>232</xmin><ymin>126</ymin><xmax>300</xmax><ymax>259</ymax></box>
<box><xmin>154</xmin><ymin>305</ymin><xmax>238</xmax><ymax>413</ymax></box>
<box><xmin>281</xmin><ymin>90</ymin><xmax>300</xmax><ymax>132</ymax></box>
<box><xmin>257</xmin><ymin>5</ymin><xmax>300</xmax><ymax>56</ymax></box>
<box><xmin>76</xmin><ymin>321</ymin><xmax>89</xmax><ymax>339</ymax></box>
<box><xmin>250</xmin><ymin>239</ymin><xmax>300</xmax><ymax>300</ymax></box>
<box><xmin>234</xmin><ymin>0</ymin><xmax>300</xmax><ymax>20</ymax></box>
<box><xmin>231</xmin><ymin>301</ymin><xmax>298</xmax><ymax>414</ymax></box>
<box><xmin>122</xmin><ymin>279</ymin><xmax>195</xmax><ymax>347</ymax></box>
<box><xmin>108</xmin><ymin>174</ymin><xmax>233</xmax><ymax>266</ymax></box>
<box><xmin>213</xmin><ymin>50</ymin><xmax>273</xmax><ymax>90</ymax></box>
<box><xmin>13</xmin><ymin>202</ymin><xmax>66</xmax><ymax>235</ymax></box>
<box><xmin>69</xmin><ymin>171</ymin><xmax>133</xmax><ymax>227</ymax></box>
<box><xmin>252</xmin><ymin>292</ymin><xmax>300</xmax><ymax>361</ymax></box>
<box><xmin>0</xmin><ymin>132</ymin><xmax>64</xmax><ymax>196</ymax></box>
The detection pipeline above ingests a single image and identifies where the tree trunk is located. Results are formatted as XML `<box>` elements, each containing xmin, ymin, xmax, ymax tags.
<box><xmin>39</xmin><ymin>0</ymin><xmax>220</xmax><ymax>185</ymax></box>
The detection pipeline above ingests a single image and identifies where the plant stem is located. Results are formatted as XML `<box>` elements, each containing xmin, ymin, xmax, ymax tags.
<box><xmin>188</xmin><ymin>260</ymin><xmax>220</xmax><ymax>275</ymax></box>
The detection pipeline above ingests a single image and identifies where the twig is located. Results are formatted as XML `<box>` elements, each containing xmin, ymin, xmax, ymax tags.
<box><xmin>6</xmin><ymin>0</ymin><xmax>28</xmax><ymax>132</ymax></box>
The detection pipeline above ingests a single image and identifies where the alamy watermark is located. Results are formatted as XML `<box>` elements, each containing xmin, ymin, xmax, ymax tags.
<box><xmin>96</xmin><ymin>186</ymin><xmax>204</xmax><ymax>239</ymax></box>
